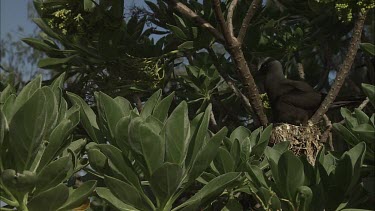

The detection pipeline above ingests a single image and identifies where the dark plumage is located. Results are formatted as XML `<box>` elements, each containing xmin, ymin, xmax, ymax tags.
<box><xmin>258</xmin><ymin>58</ymin><xmax>321</xmax><ymax>125</ymax></box>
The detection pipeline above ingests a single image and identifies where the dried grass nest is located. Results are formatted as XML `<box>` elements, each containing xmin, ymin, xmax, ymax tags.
<box><xmin>270</xmin><ymin>123</ymin><xmax>323</xmax><ymax>165</ymax></box>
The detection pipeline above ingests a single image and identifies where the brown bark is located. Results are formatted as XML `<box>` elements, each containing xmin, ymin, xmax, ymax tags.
<box><xmin>165</xmin><ymin>0</ymin><xmax>268</xmax><ymax>126</ymax></box>
<box><xmin>212</xmin><ymin>0</ymin><xmax>268</xmax><ymax>126</ymax></box>
<box><xmin>310</xmin><ymin>11</ymin><xmax>368</xmax><ymax>123</ymax></box>
<box><xmin>237</xmin><ymin>0</ymin><xmax>262</xmax><ymax>44</ymax></box>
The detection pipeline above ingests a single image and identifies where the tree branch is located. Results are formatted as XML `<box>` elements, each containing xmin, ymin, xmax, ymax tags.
<box><xmin>164</xmin><ymin>0</ymin><xmax>225</xmax><ymax>43</ymax></box>
<box><xmin>237</xmin><ymin>0</ymin><xmax>262</xmax><ymax>44</ymax></box>
<box><xmin>227</xmin><ymin>0</ymin><xmax>238</xmax><ymax>38</ymax></box>
<box><xmin>212</xmin><ymin>0</ymin><xmax>268</xmax><ymax>126</ymax></box>
<box><xmin>310</xmin><ymin>11</ymin><xmax>368</xmax><ymax>123</ymax></box>
<box><xmin>207</xmin><ymin>47</ymin><xmax>253</xmax><ymax>113</ymax></box>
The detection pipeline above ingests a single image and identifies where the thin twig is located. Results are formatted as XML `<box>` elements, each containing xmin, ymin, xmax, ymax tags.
<box><xmin>310</xmin><ymin>10</ymin><xmax>368</xmax><ymax>123</ymax></box>
<box><xmin>321</xmin><ymin>114</ymin><xmax>334</xmax><ymax>150</ymax></box>
<box><xmin>237</xmin><ymin>0</ymin><xmax>262</xmax><ymax>44</ymax></box>
<box><xmin>297</xmin><ymin>63</ymin><xmax>305</xmax><ymax>80</ymax></box>
<box><xmin>164</xmin><ymin>0</ymin><xmax>225</xmax><ymax>43</ymax></box>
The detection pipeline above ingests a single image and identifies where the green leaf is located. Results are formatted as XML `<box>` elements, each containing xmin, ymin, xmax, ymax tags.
<box><xmin>22</xmin><ymin>38</ymin><xmax>59</xmax><ymax>53</ymax></box>
<box><xmin>341</xmin><ymin>107</ymin><xmax>358</xmax><ymax>128</ymax></box>
<box><xmin>178</xmin><ymin>41</ymin><xmax>194</xmax><ymax>50</ymax></box>
<box><xmin>189</xmin><ymin>127</ymin><xmax>228</xmax><ymax>182</ymax></box>
<box><xmin>11</xmin><ymin>75</ymin><xmax>42</xmax><ymax>119</ymax></box>
<box><xmin>114</xmin><ymin>116</ymin><xmax>132</xmax><ymax>152</ymax></box>
<box><xmin>177</xmin><ymin>172</ymin><xmax>240</xmax><ymax>210</ymax></box>
<box><xmin>95</xmin><ymin>144</ymin><xmax>141</xmax><ymax>190</ymax></box>
<box><xmin>58</xmin><ymin>181</ymin><xmax>97</xmax><ymax>210</ymax></box>
<box><xmin>96</xmin><ymin>92</ymin><xmax>128</xmax><ymax>142</ymax></box>
<box><xmin>96</xmin><ymin>187</ymin><xmax>140</xmax><ymax>211</ymax></box>
<box><xmin>230</xmin><ymin>126</ymin><xmax>252</xmax><ymax>142</ymax></box>
<box><xmin>333</xmin><ymin>123</ymin><xmax>360</xmax><ymax>146</ymax></box>
<box><xmin>153</xmin><ymin>92</ymin><xmax>175</xmax><ymax>123</ymax></box>
<box><xmin>166</xmin><ymin>24</ymin><xmax>188</xmax><ymax>40</ymax></box>
<box><xmin>10</xmin><ymin>89</ymin><xmax>51</xmax><ymax>171</ymax></box>
<box><xmin>222</xmin><ymin>198</ymin><xmax>243</xmax><ymax>211</ymax></box>
<box><xmin>141</xmin><ymin>90</ymin><xmax>162</xmax><ymax>118</ymax></box>
<box><xmin>149</xmin><ymin>163</ymin><xmax>183</xmax><ymax>206</ymax></box>
<box><xmin>164</xmin><ymin>101</ymin><xmax>190</xmax><ymax>164</ymax></box>
<box><xmin>33</xmin><ymin>18</ymin><xmax>60</xmax><ymax>39</ymax></box>
<box><xmin>128</xmin><ymin>118</ymin><xmax>164</xmax><ymax>175</ymax></box>
<box><xmin>354</xmin><ymin>108</ymin><xmax>369</xmax><ymax>124</ymax></box>
<box><xmin>38</xmin><ymin>56</ymin><xmax>76</xmax><ymax>69</ymax></box>
<box><xmin>264</xmin><ymin>147</ymin><xmax>282</xmax><ymax>183</ymax></box>
<box><xmin>277</xmin><ymin>151</ymin><xmax>305</xmax><ymax>200</ymax></box>
<box><xmin>104</xmin><ymin>175</ymin><xmax>151</xmax><ymax>211</ymax></box>
<box><xmin>83</xmin><ymin>0</ymin><xmax>95</xmax><ymax>11</ymax></box>
<box><xmin>67</xmin><ymin>92</ymin><xmax>101</xmax><ymax>143</ymax></box>
<box><xmin>28</xmin><ymin>184</ymin><xmax>69</xmax><ymax>211</ymax></box>
<box><xmin>87</xmin><ymin>148</ymin><xmax>107</xmax><ymax>173</ymax></box>
<box><xmin>360</xmin><ymin>43</ymin><xmax>375</xmax><ymax>56</ymax></box>
<box><xmin>295</xmin><ymin>186</ymin><xmax>313</xmax><ymax>211</ymax></box>
<box><xmin>0</xmin><ymin>84</ymin><xmax>15</xmax><ymax>104</ymax></box>
<box><xmin>0</xmin><ymin>109</ymin><xmax>7</xmax><ymax>146</ymax></box>
<box><xmin>247</xmin><ymin>165</ymin><xmax>268</xmax><ymax>188</ymax></box>
<box><xmin>230</xmin><ymin>139</ymin><xmax>241</xmax><ymax>167</ymax></box>
<box><xmin>352</xmin><ymin>124</ymin><xmax>375</xmax><ymax>143</ymax></box>
<box><xmin>35</xmin><ymin>156</ymin><xmax>72</xmax><ymax>194</ymax></box>
<box><xmin>346</xmin><ymin>142</ymin><xmax>366</xmax><ymax>192</ymax></box>
<box><xmin>214</xmin><ymin>147</ymin><xmax>235</xmax><ymax>173</ymax></box>
<box><xmin>252</xmin><ymin>124</ymin><xmax>272</xmax><ymax>157</ymax></box>
<box><xmin>186</xmin><ymin>105</ymin><xmax>212</xmax><ymax>167</ymax></box>
<box><xmin>362</xmin><ymin>83</ymin><xmax>375</xmax><ymax>108</ymax></box>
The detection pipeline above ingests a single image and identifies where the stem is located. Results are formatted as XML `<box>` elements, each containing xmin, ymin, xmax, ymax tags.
<box><xmin>0</xmin><ymin>196</ymin><xmax>18</xmax><ymax>207</ymax></box>
<box><xmin>310</xmin><ymin>11</ymin><xmax>368</xmax><ymax>123</ymax></box>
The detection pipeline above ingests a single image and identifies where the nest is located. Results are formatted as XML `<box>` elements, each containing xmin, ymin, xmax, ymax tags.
<box><xmin>270</xmin><ymin>123</ymin><xmax>322</xmax><ymax>165</ymax></box>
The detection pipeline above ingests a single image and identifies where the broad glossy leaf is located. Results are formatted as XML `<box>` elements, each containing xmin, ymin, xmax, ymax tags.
<box><xmin>229</xmin><ymin>126</ymin><xmax>252</xmax><ymax>143</ymax></box>
<box><xmin>96</xmin><ymin>187</ymin><xmax>140</xmax><ymax>211</ymax></box>
<box><xmin>28</xmin><ymin>184</ymin><xmax>69</xmax><ymax>211</ymax></box>
<box><xmin>230</xmin><ymin>139</ymin><xmax>241</xmax><ymax>167</ymax></box>
<box><xmin>362</xmin><ymin>83</ymin><xmax>375</xmax><ymax>108</ymax></box>
<box><xmin>95</xmin><ymin>144</ymin><xmax>141</xmax><ymax>190</ymax></box>
<box><xmin>115</xmin><ymin>116</ymin><xmax>132</xmax><ymax>152</ymax></box>
<box><xmin>360</xmin><ymin>43</ymin><xmax>375</xmax><ymax>56</ymax></box>
<box><xmin>247</xmin><ymin>165</ymin><xmax>268</xmax><ymax>188</ymax></box>
<box><xmin>104</xmin><ymin>176</ymin><xmax>150</xmax><ymax>211</ymax></box>
<box><xmin>141</xmin><ymin>90</ymin><xmax>162</xmax><ymax>118</ymax></box>
<box><xmin>11</xmin><ymin>75</ymin><xmax>41</xmax><ymax>119</ymax></box>
<box><xmin>38</xmin><ymin>56</ymin><xmax>76</xmax><ymax>69</ymax></box>
<box><xmin>164</xmin><ymin>101</ymin><xmax>190</xmax><ymax>164</ymax></box>
<box><xmin>9</xmin><ymin>89</ymin><xmax>49</xmax><ymax>171</ymax></box>
<box><xmin>277</xmin><ymin>151</ymin><xmax>305</xmax><ymax>200</ymax></box>
<box><xmin>178</xmin><ymin>172</ymin><xmax>240</xmax><ymax>210</ymax></box>
<box><xmin>153</xmin><ymin>92</ymin><xmax>175</xmax><ymax>122</ymax></box>
<box><xmin>67</xmin><ymin>92</ymin><xmax>101</xmax><ymax>143</ymax></box>
<box><xmin>149</xmin><ymin>163</ymin><xmax>183</xmax><ymax>206</ymax></box>
<box><xmin>354</xmin><ymin>109</ymin><xmax>369</xmax><ymax>124</ymax></box>
<box><xmin>214</xmin><ymin>147</ymin><xmax>235</xmax><ymax>173</ymax></box>
<box><xmin>264</xmin><ymin>147</ymin><xmax>282</xmax><ymax>183</ymax></box>
<box><xmin>87</xmin><ymin>148</ymin><xmax>107</xmax><ymax>173</ymax></box>
<box><xmin>166</xmin><ymin>24</ymin><xmax>188</xmax><ymax>40</ymax></box>
<box><xmin>186</xmin><ymin>105</ymin><xmax>211</xmax><ymax>167</ymax></box>
<box><xmin>333</xmin><ymin>123</ymin><xmax>360</xmax><ymax>147</ymax></box>
<box><xmin>252</xmin><ymin>124</ymin><xmax>273</xmax><ymax>157</ymax></box>
<box><xmin>0</xmin><ymin>84</ymin><xmax>14</xmax><ymax>104</ymax></box>
<box><xmin>189</xmin><ymin>127</ymin><xmax>228</xmax><ymax>182</ymax></box>
<box><xmin>352</xmin><ymin>124</ymin><xmax>375</xmax><ymax>143</ymax></box>
<box><xmin>346</xmin><ymin>142</ymin><xmax>366</xmax><ymax>192</ymax></box>
<box><xmin>35</xmin><ymin>156</ymin><xmax>72</xmax><ymax>194</ymax></box>
<box><xmin>58</xmin><ymin>181</ymin><xmax>97</xmax><ymax>210</ymax></box>
<box><xmin>340</xmin><ymin>107</ymin><xmax>358</xmax><ymax>128</ymax></box>
<box><xmin>295</xmin><ymin>186</ymin><xmax>313</xmax><ymax>211</ymax></box>
<box><xmin>96</xmin><ymin>92</ymin><xmax>128</xmax><ymax>142</ymax></box>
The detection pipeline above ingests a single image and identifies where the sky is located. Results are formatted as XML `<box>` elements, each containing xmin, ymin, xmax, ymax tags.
<box><xmin>0</xmin><ymin>0</ymin><xmax>35</xmax><ymax>40</ymax></box>
<box><xmin>0</xmin><ymin>0</ymin><xmax>155</xmax><ymax>39</ymax></box>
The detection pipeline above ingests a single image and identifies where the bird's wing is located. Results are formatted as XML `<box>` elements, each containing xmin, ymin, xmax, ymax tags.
<box><xmin>282</xmin><ymin>80</ymin><xmax>316</xmax><ymax>93</ymax></box>
<box><xmin>279</xmin><ymin>92</ymin><xmax>321</xmax><ymax>110</ymax></box>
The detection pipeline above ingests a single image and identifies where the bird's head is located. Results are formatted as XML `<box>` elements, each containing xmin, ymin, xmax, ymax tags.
<box><xmin>258</xmin><ymin>57</ymin><xmax>283</xmax><ymax>73</ymax></box>
<box><xmin>258</xmin><ymin>57</ymin><xmax>285</xmax><ymax>80</ymax></box>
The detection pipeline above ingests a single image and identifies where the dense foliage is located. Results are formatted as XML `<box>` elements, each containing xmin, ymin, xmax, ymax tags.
<box><xmin>0</xmin><ymin>0</ymin><xmax>374</xmax><ymax>210</ymax></box>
